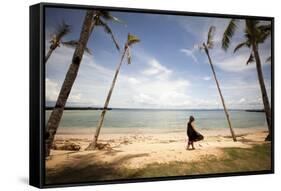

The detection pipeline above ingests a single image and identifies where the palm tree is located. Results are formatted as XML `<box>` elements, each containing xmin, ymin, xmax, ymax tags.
<box><xmin>45</xmin><ymin>15</ymin><xmax>120</xmax><ymax>63</ymax></box>
<box><xmin>86</xmin><ymin>33</ymin><xmax>140</xmax><ymax>150</ymax></box>
<box><xmin>222</xmin><ymin>19</ymin><xmax>272</xmax><ymax>141</ymax></box>
<box><xmin>200</xmin><ymin>26</ymin><xmax>237</xmax><ymax>142</ymax></box>
<box><xmin>45</xmin><ymin>10</ymin><xmax>123</xmax><ymax>157</ymax></box>
<box><xmin>45</xmin><ymin>21</ymin><xmax>71</xmax><ymax>63</ymax></box>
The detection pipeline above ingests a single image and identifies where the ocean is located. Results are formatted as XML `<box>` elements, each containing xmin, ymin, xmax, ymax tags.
<box><xmin>46</xmin><ymin>109</ymin><xmax>267</xmax><ymax>134</ymax></box>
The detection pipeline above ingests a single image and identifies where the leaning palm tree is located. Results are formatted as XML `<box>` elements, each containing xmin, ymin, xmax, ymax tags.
<box><xmin>222</xmin><ymin>19</ymin><xmax>272</xmax><ymax>141</ymax></box>
<box><xmin>45</xmin><ymin>10</ymin><xmax>123</xmax><ymax>157</ymax></box>
<box><xmin>45</xmin><ymin>18</ymin><xmax>117</xmax><ymax>63</ymax></box>
<box><xmin>45</xmin><ymin>21</ymin><xmax>71</xmax><ymax>63</ymax></box>
<box><xmin>86</xmin><ymin>33</ymin><xmax>140</xmax><ymax>150</ymax></box>
<box><xmin>199</xmin><ymin>26</ymin><xmax>237</xmax><ymax>142</ymax></box>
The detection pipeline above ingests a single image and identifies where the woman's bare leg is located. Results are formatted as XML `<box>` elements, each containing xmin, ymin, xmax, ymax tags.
<box><xmin>191</xmin><ymin>142</ymin><xmax>195</xmax><ymax>150</ymax></box>
<box><xmin>186</xmin><ymin>141</ymin><xmax>191</xmax><ymax>150</ymax></box>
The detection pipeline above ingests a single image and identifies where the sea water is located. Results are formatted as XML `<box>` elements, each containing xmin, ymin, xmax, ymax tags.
<box><xmin>45</xmin><ymin>109</ymin><xmax>267</xmax><ymax>134</ymax></box>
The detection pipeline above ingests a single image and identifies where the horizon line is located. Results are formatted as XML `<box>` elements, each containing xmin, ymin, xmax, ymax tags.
<box><xmin>45</xmin><ymin>106</ymin><xmax>264</xmax><ymax>111</ymax></box>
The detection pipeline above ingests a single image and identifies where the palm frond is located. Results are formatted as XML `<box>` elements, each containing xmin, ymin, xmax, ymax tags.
<box><xmin>246</xmin><ymin>53</ymin><xmax>255</xmax><ymax>65</ymax></box>
<box><xmin>97</xmin><ymin>19</ymin><xmax>120</xmax><ymax>51</ymax></box>
<box><xmin>233</xmin><ymin>41</ymin><xmax>250</xmax><ymax>53</ymax></box>
<box><xmin>244</xmin><ymin>27</ymin><xmax>252</xmax><ymax>42</ymax></box>
<box><xmin>127</xmin><ymin>33</ymin><xmax>140</xmax><ymax>46</ymax></box>
<box><xmin>258</xmin><ymin>32</ymin><xmax>270</xmax><ymax>44</ymax></box>
<box><xmin>98</xmin><ymin>11</ymin><xmax>126</xmax><ymax>24</ymax></box>
<box><xmin>207</xmin><ymin>26</ymin><xmax>216</xmax><ymax>49</ymax></box>
<box><xmin>257</xmin><ymin>23</ymin><xmax>271</xmax><ymax>44</ymax></box>
<box><xmin>124</xmin><ymin>34</ymin><xmax>140</xmax><ymax>65</ymax></box>
<box><xmin>222</xmin><ymin>19</ymin><xmax>238</xmax><ymax>51</ymax></box>
<box><xmin>62</xmin><ymin>40</ymin><xmax>92</xmax><ymax>54</ymax></box>
<box><xmin>245</xmin><ymin>20</ymin><xmax>260</xmax><ymax>40</ymax></box>
<box><xmin>258</xmin><ymin>23</ymin><xmax>271</xmax><ymax>34</ymax></box>
<box><xmin>55</xmin><ymin>21</ymin><xmax>71</xmax><ymax>40</ymax></box>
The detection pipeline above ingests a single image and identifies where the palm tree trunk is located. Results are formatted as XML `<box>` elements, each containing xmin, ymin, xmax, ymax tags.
<box><xmin>45</xmin><ymin>48</ymin><xmax>54</xmax><ymax>63</ymax></box>
<box><xmin>45</xmin><ymin>10</ymin><xmax>96</xmax><ymax>157</ymax></box>
<box><xmin>86</xmin><ymin>48</ymin><xmax>127</xmax><ymax>150</ymax></box>
<box><xmin>252</xmin><ymin>43</ymin><xmax>272</xmax><ymax>141</ymax></box>
<box><xmin>204</xmin><ymin>45</ymin><xmax>237</xmax><ymax>142</ymax></box>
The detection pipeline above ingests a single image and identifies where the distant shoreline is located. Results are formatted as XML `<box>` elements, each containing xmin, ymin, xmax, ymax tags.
<box><xmin>45</xmin><ymin>107</ymin><xmax>112</xmax><ymax>110</ymax></box>
<box><xmin>245</xmin><ymin>109</ymin><xmax>265</xmax><ymax>113</ymax></box>
<box><xmin>45</xmin><ymin>107</ymin><xmax>263</xmax><ymax>112</ymax></box>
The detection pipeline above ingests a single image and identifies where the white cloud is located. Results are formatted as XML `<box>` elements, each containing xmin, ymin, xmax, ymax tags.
<box><xmin>46</xmin><ymin>78</ymin><xmax>84</xmax><ymax>103</ymax></box>
<box><xmin>177</xmin><ymin>17</ymin><xmax>271</xmax><ymax>73</ymax></box>
<box><xmin>180</xmin><ymin>48</ymin><xmax>199</xmax><ymax>64</ymax></box>
<box><xmin>46</xmin><ymin>44</ymin><xmax>194</xmax><ymax>108</ymax></box>
<box><xmin>142</xmin><ymin>59</ymin><xmax>172</xmax><ymax>79</ymax></box>
<box><xmin>213</xmin><ymin>53</ymin><xmax>257</xmax><ymax>72</ymax></box>
<box><xmin>126</xmin><ymin>76</ymin><xmax>192</xmax><ymax>108</ymax></box>
<box><xmin>45</xmin><ymin>34</ymin><xmax>270</xmax><ymax>109</ymax></box>
<box><xmin>176</xmin><ymin>16</ymin><xmax>232</xmax><ymax>44</ymax></box>
<box><xmin>238</xmin><ymin>98</ymin><xmax>246</xmax><ymax>104</ymax></box>
<box><xmin>133</xmin><ymin>93</ymin><xmax>156</xmax><ymax>105</ymax></box>
<box><xmin>203</xmin><ymin>76</ymin><xmax>211</xmax><ymax>81</ymax></box>
<box><xmin>46</xmin><ymin>78</ymin><xmax>60</xmax><ymax>102</ymax></box>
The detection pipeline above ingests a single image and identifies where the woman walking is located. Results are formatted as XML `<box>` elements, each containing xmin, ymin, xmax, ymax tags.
<box><xmin>186</xmin><ymin>116</ymin><xmax>204</xmax><ymax>150</ymax></box>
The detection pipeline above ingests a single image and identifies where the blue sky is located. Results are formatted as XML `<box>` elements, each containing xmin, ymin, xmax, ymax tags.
<box><xmin>45</xmin><ymin>8</ymin><xmax>272</xmax><ymax>109</ymax></box>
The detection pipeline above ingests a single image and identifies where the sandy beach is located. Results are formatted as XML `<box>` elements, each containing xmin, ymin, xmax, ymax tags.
<box><xmin>45</xmin><ymin>128</ymin><xmax>271</xmax><ymax>184</ymax></box>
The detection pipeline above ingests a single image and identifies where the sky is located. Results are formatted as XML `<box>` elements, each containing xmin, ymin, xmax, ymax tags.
<box><xmin>45</xmin><ymin>7</ymin><xmax>272</xmax><ymax>109</ymax></box>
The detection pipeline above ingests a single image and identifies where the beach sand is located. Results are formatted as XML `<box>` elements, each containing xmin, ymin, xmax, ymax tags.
<box><xmin>46</xmin><ymin>128</ymin><xmax>270</xmax><ymax>180</ymax></box>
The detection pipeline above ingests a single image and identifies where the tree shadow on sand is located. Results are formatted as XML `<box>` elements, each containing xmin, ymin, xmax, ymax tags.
<box><xmin>46</xmin><ymin>151</ymin><xmax>149</xmax><ymax>185</ymax></box>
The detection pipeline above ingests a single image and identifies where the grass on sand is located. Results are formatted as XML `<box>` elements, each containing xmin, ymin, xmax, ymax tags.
<box><xmin>46</xmin><ymin>143</ymin><xmax>271</xmax><ymax>184</ymax></box>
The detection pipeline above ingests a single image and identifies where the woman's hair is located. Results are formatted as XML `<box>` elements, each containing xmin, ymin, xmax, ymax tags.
<box><xmin>189</xmin><ymin>115</ymin><xmax>195</xmax><ymax>123</ymax></box>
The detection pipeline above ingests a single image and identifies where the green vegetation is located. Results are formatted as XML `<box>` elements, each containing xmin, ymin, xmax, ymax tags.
<box><xmin>126</xmin><ymin>143</ymin><xmax>271</xmax><ymax>178</ymax></box>
<box><xmin>222</xmin><ymin>20</ymin><xmax>272</xmax><ymax>141</ymax></box>
<box><xmin>46</xmin><ymin>143</ymin><xmax>271</xmax><ymax>185</ymax></box>
<box><xmin>45</xmin><ymin>21</ymin><xmax>72</xmax><ymax>63</ymax></box>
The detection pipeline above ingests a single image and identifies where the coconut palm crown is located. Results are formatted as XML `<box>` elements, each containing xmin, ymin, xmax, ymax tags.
<box><xmin>221</xmin><ymin>19</ymin><xmax>272</xmax><ymax>141</ymax></box>
<box><xmin>45</xmin><ymin>21</ymin><xmax>71</xmax><ymax>63</ymax></box>
<box><xmin>222</xmin><ymin>19</ymin><xmax>271</xmax><ymax>61</ymax></box>
<box><xmin>45</xmin><ymin>11</ymin><xmax>123</xmax><ymax>64</ymax></box>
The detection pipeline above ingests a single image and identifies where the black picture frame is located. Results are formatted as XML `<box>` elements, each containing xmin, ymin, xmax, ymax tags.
<box><xmin>30</xmin><ymin>2</ymin><xmax>274</xmax><ymax>188</ymax></box>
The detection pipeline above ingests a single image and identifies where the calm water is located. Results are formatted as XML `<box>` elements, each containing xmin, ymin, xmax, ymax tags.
<box><xmin>46</xmin><ymin>109</ymin><xmax>267</xmax><ymax>133</ymax></box>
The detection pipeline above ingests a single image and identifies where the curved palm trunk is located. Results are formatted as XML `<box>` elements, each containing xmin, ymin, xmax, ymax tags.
<box><xmin>45</xmin><ymin>11</ymin><xmax>96</xmax><ymax>157</ymax></box>
<box><xmin>86</xmin><ymin>48</ymin><xmax>127</xmax><ymax>150</ymax></box>
<box><xmin>203</xmin><ymin>44</ymin><xmax>237</xmax><ymax>142</ymax></box>
<box><xmin>45</xmin><ymin>48</ymin><xmax>54</xmax><ymax>63</ymax></box>
<box><xmin>252</xmin><ymin>43</ymin><xmax>272</xmax><ymax>141</ymax></box>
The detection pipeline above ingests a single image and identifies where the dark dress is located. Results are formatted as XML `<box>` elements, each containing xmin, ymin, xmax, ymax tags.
<box><xmin>187</xmin><ymin>122</ymin><xmax>204</xmax><ymax>142</ymax></box>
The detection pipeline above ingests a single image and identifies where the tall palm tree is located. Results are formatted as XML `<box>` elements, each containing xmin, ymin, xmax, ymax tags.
<box><xmin>45</xmin><ymin>10</ymin><xmax>123</xmax><ymax>157</ymax></box>
<box><xmin>200</xmin><ymin>26</ymin><xmax>237</xmax><ymax>142</ymax></box>
<box><xmin>45</xmin><ymin>12</ymin><xmax>123</xmax><ymax>63</ymax></box>
<box><xmin>222</xmin><ymin>19</ymin><xmax>272</xmax><ymax>141</ymax></box>
<box><xmin>86</xmin><ymin>33</ymin><xmax>140</xmax><ymax>150</ymax></box>
<box><xmin>45</xmin><ymin>21</ymin><xmax>71</xmax><ymax>63</ymax></box>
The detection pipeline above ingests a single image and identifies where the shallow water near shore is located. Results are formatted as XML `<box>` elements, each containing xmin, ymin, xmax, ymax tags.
<box><xmin>46</xmin><ymin>109</ymin><xmax>267</xmax><ymax>135</ymax></box>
